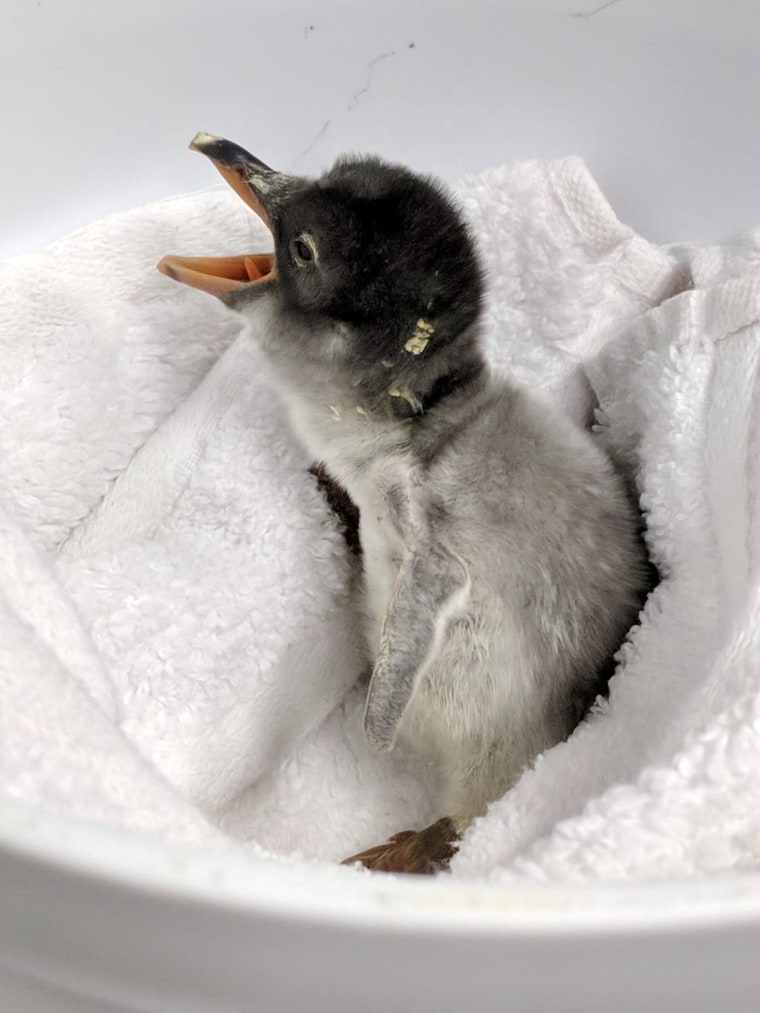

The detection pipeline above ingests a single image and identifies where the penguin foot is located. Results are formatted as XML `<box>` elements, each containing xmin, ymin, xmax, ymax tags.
<box><xmin>341</xmin><ymin>816</ymin><xmax>461</xmax><ymax>875</ymax></box>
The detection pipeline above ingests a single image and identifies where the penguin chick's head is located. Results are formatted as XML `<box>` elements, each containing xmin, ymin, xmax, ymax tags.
<box><xmin>159</xmin><ymin>134</ymin><xmax>485</xmax><ymax>413</ymax></box>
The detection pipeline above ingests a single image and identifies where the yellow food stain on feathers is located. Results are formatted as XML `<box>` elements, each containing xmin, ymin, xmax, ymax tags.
<box><xmin>405</xmin><ymin>318</ymin><xmax>435</xmax><ymax>355</ymax></box>
<box><xmin>452</xmin><ymin>814</ymin><xmax>471</xmax><ymax>834</ymax></box>
<box><xmin>329</xmin><ymin>405</ymin><xmax>342</xmax><ymax>421</ymax></box>
<box><xmin>389</xmin><ymin>387</ymin><xmax>423</xmax><ymax>413</ymax></box>
<box><xmin>356</xmin><ymin>405</ymin><xmax>368</xmax><ymax>417</ymax></box>
<box><xmin>405</xmin><ymin>334</ymin><xmax>428</xmax><ymax>355</ymax></box>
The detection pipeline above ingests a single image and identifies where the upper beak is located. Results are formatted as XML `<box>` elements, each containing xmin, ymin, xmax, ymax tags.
<box><xmin>187</xmin><ymin>132</ymin><xmax>280</xmax><ymax>229</ymax></box>
<box><xmin>158</xmin><ymin>132</ymin><xmax>287</xmax><ymax>297</ymax></box>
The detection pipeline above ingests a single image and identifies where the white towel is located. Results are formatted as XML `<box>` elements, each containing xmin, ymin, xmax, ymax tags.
<box><xmin>454</xmin><ymin>233</ymin><xmax>760</xmax><ymax>882</ymax></box>
<box><xmin>8</xmin><ymin>154</ymin><xmax>754</xmax><ymax>883</ymax></box>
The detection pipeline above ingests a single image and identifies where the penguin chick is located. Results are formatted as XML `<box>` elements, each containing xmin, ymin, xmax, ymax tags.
<box><xmin>159</xmin><ymin>135</ymin><xmax>651</xmax><ymax>873</ymax></box>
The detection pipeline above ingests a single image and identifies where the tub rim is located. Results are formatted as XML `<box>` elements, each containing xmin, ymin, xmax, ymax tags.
<box><xmin>3</xmin><ymin>794</ymin><xmax>760</xmax><ymax>938</ymax></box>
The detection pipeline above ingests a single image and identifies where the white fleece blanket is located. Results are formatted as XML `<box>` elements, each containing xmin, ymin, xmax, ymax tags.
<box><xmin>1</xmin><ymin>156</ymin><xmax>758</xmax><ymax>882</ymax></box>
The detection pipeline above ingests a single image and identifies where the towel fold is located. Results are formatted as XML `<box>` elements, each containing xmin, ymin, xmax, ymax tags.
<box><xmin>456</xmin><ymin>238</ymin><xmax>760</xmax><ymax>882</ymax></box>
<box><xmin>3</xmin><ymin>155</ymin><xmax>756</xmax><ymax>882</ymax></box>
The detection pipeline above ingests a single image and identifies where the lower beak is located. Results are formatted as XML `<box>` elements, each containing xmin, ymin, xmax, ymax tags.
<box><xmin>157</xmin><ymin>252</ymin><xmax>273</xmax><ymax>297</ymax></box>
<box><xmin>157</xmin><ymin>133</ymin><xmax>283</xmax><ymax>298</ymax></box>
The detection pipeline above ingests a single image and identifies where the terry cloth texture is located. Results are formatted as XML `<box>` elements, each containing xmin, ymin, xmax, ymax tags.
<box><xmin>4</xmin><ymin>157</ymin><xmax>756</xmax><ymax>883</ymax></box>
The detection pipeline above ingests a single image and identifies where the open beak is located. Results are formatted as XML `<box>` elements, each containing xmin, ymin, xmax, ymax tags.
<box><xmin>158</xmin><ymin>132</ymin><xmax>285</xmax><ymax>298</ymax></box>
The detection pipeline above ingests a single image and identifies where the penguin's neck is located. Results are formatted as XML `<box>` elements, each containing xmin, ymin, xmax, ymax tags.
<box><xmin>274</xmin><ymin>367</ymin><xmax>492</xmax><ymax>511</ymax></box>
<box><xmin>247</xmin><ymin>298</ymin><xmax>487</xmax><ymax>496</ymax></box>
<box><xmin>280</xmin><ymin>380</ymin><xmax>413</xmax><ymax>493</ymax></box>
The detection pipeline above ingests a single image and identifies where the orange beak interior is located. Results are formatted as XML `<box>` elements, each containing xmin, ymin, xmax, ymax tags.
<box><xmin>157</xmin><ymin>252</ymin><xmax>274</xmax><ymax>297</ymax></box>
<box><xmin>157</xmin><ymin>134</ymin><xmax>277</xmax><ymax>297</ymax></box>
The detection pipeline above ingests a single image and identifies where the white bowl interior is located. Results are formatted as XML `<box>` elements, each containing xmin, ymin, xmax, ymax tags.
<box><xmin>3</xmin><ymin>1</ymin><xmax>760</xmax><ymax>1010</ymax></box>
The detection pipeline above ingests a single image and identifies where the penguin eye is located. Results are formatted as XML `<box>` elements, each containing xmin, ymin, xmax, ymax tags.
<box><xmin>291</xmin><ymin>234</ymin><xmax>317</xmax><ymax>266</ymax></box>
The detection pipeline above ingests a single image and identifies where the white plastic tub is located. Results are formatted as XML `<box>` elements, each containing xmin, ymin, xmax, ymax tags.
<box><xmin>3</xmin><ymin>2</ymin><xmax>760</xmax><ymax>1010</ymax></box>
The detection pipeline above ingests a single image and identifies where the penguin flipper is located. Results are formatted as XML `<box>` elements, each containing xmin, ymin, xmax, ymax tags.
<box><xmin>363</xmin><ymin>543</ymin><xmax>469</xmax><ymax>752</ymax></box>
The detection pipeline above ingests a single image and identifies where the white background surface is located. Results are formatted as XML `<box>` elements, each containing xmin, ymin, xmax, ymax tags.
<box><xmin>3</xmin><ymin>0</ymin><xmax>760</xmax><ymax>256</ymax></box>
<box><xmin>3</xmin><ymin>1</ymin><xmax>760</xmax><ymax>1010</ymax></box>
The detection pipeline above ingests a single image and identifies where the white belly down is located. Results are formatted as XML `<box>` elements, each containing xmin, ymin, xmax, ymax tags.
<box><xmin>358</xmin><ymin>503</ymin><xmax>547</xmax><ymax>818</ymax></box>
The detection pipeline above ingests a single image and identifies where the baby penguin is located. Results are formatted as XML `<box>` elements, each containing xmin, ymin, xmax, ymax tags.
<box><xmin>160</xmin><ymin>135</ymin><xmax>651</xmax><ymax>873</ymax></box>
